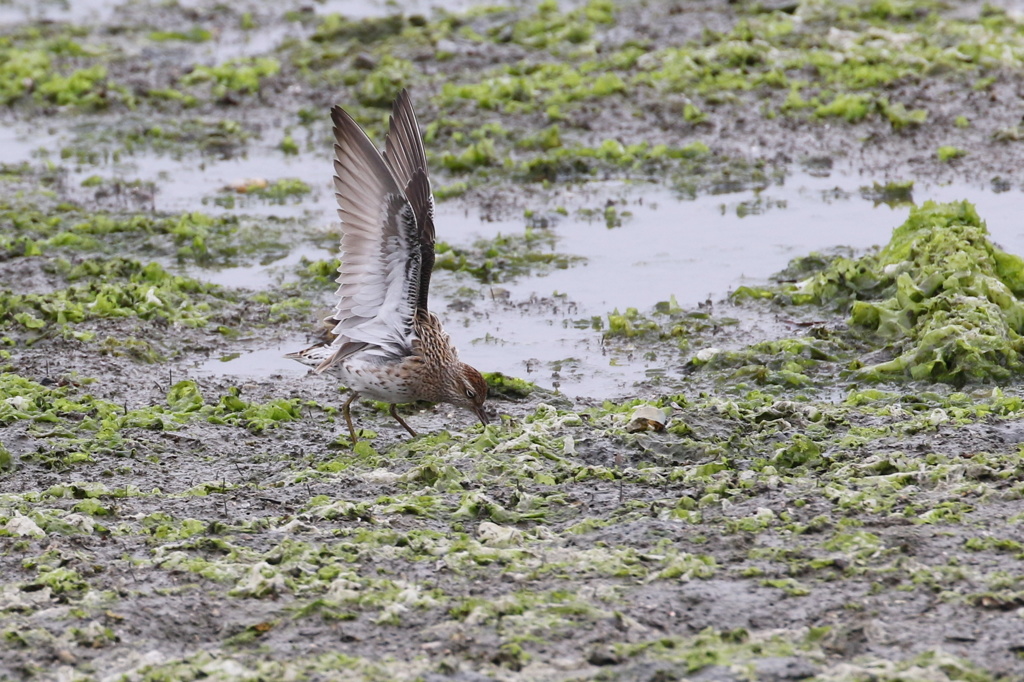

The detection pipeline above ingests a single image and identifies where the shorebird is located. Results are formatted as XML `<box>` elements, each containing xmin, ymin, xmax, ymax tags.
<box><xmin>287</xmin><ymin>90</ymin><xmax>489</xmax><ymax>443</ymax></box>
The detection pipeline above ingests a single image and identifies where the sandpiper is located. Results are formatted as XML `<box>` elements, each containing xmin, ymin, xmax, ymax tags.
<box><xmin>287</xmin><ymin>90</ymin><xmax>489</xmax><ymax>443</ymax></box>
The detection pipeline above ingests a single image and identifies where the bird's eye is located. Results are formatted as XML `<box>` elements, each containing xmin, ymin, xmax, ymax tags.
<box><xmin>466</xmin><ymin>389</ymin><xmax>476</xmax><ymax>399</ymax></box>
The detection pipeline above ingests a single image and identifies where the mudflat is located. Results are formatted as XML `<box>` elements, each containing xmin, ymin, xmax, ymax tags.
<box><xmin>3</xmin><ymin>1</ymin><xmax>1024</xmax><ymax>680</ymax></box>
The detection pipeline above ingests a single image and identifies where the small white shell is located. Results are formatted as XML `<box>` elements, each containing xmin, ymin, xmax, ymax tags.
<box><xmin>626</xmin><ymin>405</ymin><xmax>668</xmax><ymax>433</ymax></box>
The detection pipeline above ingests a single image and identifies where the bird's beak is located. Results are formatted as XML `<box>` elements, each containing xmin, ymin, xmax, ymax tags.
<box><xmin>474</xmin><ymin>406</ymin><xmax>490</xmax><ymax>426</ymax></box>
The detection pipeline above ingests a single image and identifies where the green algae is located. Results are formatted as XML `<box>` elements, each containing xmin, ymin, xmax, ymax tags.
<box><xmin>0</xmin><ymin>202</ymin><xmax>290</xmax><ymax>266</ymax></box>
<box><xmin>0</xmin><ymin>258</ymin><xmax>228</xmax><ymax>335</ymax></box>
<box><xmin>433</xmin><ymin>228</ymin><xmax>582</xmax><ymax>283</ymax></box>
<box><xmin>504</xmin><ymin>0</ymin><xmax>615</xmax><ymax>50</ymax></box>
<box><xmin>694</xmin><ymin>338</ymin><xmax>841</xmax><ymax>390</ymax></box>
<box><xmin>517</xmin><ymin>140</ymin><xmax>712</xmax><ymax>183</ymax></box>
<box><xmin>719</xmin><ymin>201</ymin><xmax>1024</xmax><ymax>388</ymax></box>
<box><xmin>300</xmin><ymin>228</ymin><xmax>579</xmax><ymax>287</ymax></box>
<box><xmin>36</xmin><ymin>64</ymin><xmax>123</xmax><ymax>109</ymax></box>
<box><xmin>600</xmin><ymin>298</ymin><xmax>740</xmax><ymax>373</ymax></box>
<box><xmin>0</xmin><ymin>33</ymin><xmax>133</xmax><ymax>110</ymax></box>
<box><xmin>179</xmin><ymin>57</ymin><xmax>281</xmax><ymax>100</ymax></box>
<box><xmin>483</xmin><ymin>372</ymin><xmax>536</xmax><ymax>400</ymax></box>
<box><xmin>861</xmin><ymin>179</ymin><xmax>915</xmax><ymax>207</ymax></box>
<box><xmin>310</xmin><ymin>14</ymin><xmax>407</xmax><ymax>45</ymax></box>
<box><xmin>55</xmin><ymin>116</ymin><xmax>253</xmax><ymax>163</ymax></box>
<box><xmin>211</xmin><ymin>178</ymin><xmax>312</xmax><ymax>208</ymax></box>
<box><xmin>938</xmin><ymin>145</ymin><xmax>968</xmax><ymax>162</ymax></box>
<box><xmin>148</xmin><ymin>28</ymin><xmax>213</xmax><ymax>43</ymax></box>
<box><xmin>168</xmin><ymin>381</ymin><xmax>303</xmax><ymax>433</ymax></box>
<box><xmin>0</xmin><ymin>374</ymin><xmax>304</xmax><ymax>472</ymax></box>
<box><xmin>784</xmin><ymin>201</ymin><xmax>1024</xmax><ymax>383</ymax></box>
<box><xmin>616</xmin><ymin>627</ymin><xmax>807</xmax><ymax>674</ymax></box>
<box><xmin>117</xmin><ymin>118</ymin><xmax>250</xmax><ymax>156</ymax></box>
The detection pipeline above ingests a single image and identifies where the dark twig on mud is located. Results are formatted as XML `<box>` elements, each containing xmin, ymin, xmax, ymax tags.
<box><xmin>119</xmin><ymin>542</ymin><xmax>137</xmax><ymax>583</ymax></box>
<box><xmin>616</xmin><ymin>452</ymin><xmax>624</xmax><ymax>505</ymax></box>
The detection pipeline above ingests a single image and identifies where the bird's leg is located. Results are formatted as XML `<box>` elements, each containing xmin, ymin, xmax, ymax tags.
<box><xmin>342</xmin><ymin>392</ymin><xmax>359</xmax><ymax>444</ymax></box>
<box><xmin>389</xmin><ymin>404</ymin><xmax>418</xmax><ymax>438</ymax></box>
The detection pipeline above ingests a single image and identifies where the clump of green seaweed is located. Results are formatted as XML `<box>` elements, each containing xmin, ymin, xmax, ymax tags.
<box><xmin>779</xmin><ymin>200</ymin><xmax>1024</xmax><ymax>384</ymax></box>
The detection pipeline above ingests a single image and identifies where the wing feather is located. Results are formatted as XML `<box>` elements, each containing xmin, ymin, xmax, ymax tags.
<box><xmin>384</xmin><ymin>89</ymin><xmax>436</xmax><ymax>311</ymax></box>
<box><xmin>316</xmin><ymin>105</ymin><xmax>423</xmax><ymax>373</ymax></box>
<box><xmin>384</xmin><ymin>89</ymin><xmax>428</xmax><ymax>193</ymax></box>
<box><xmin>402</xmin><ymin>168</ymin><xmax>435</xmax><ymax>311</ymax></box>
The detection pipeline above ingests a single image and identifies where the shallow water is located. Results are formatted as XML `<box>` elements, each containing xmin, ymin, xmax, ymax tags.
<box><xmin>0</xmin><ymin>0</ymin><xmax>114</xmax><ymax>25</ymax></box>
<box><xmin>6</xmin><ymin>112</ymin><xmax>1024</xmax><ymax>398</ymax></box>
<box><xmin>184</xmin><ymin>166</ymin><xmax>1024</xmax><ymax>397</ymax></box>
<box><xmin>0</xmin><ymin>0</ymin><xmax>521</xmax><ymax>26</ymax></box>
<box><xmin>196</xmin><ymin>341</ymin><xmax>311</xmax><ymax>379</ymax></box>
<box><xmin>430</xmin><ymin>176</ymin><xmax>1024</xmax><ymax>397</ymax></box>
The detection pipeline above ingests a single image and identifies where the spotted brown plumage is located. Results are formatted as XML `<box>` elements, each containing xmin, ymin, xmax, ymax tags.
<box><xmin>287</xmin><ymin>90</ymin><xmax>489</xmax><ymax>443</ymax></box>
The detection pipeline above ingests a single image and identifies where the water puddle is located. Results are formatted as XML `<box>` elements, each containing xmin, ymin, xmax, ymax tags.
<box><xmin>315</xmin><ymin>0</ymin><xmax>534</xmax><ymax>19</ymax></box>
<box><xmin>0</xmin><ymin>0</ymin><xmax>119</xmax><ymax>25</ymax></box>
<box><xmin>427</xmin><ymin>176</ymin><xmax>1024</xmax><ymax>397</ymax></box>
<box><xmin>440</xmin><ymin>176</ymin><xmax>1024</xmax><ymax>315</ymax></box>
<box><xmin>172</xmin><ymin>242</ymin><xmax>331</xmax><ymax>289</ymax></box>
<box><xmin>60</xmin><ymin>148</ymin><xmax>331</xmax><ymax>220</ymax></box>
<box><xmin>180</xmin><ymin>172</ymin><xmax>1024</xmax><ymax>397</ymax></box>
<box><xmin>0</xmin><ymin>0</ymin><xmax>540</xmax><ymax>26</ymax></box>
<box><xmin>0</xmin><ymin>124</ymin><xmax>62</xmax><ymax>168</ymax></box>
<box><xmin>193</xmin><ymin>339</ymin><xmax>310</xmax><ymax>380</ymax></box>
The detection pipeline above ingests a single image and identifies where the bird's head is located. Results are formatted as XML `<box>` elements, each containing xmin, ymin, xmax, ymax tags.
<box><xmin>444</xmin><ymin>362</ymin><xmax>490</xmax><ymax>427</ymax></box>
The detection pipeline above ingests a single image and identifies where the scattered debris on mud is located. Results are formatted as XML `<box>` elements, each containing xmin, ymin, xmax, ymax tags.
<box><xmin>4</xmin><ymin>1</ymin><xmax>1024</xmax><ymax>680</ymax></box>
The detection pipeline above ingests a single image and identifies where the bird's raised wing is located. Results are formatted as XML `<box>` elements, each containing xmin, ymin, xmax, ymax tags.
<box><xmin>384</xmin><ymin>89</ymin><xmax>435</xmax><ymax>312</ymax></box>
<box><xmin>316</xmin><ymin>105</ymin><xmax>423</xmax><ymax>372</ymax></box>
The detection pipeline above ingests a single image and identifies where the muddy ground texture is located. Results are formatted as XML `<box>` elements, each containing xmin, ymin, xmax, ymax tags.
<box><xmin>6</xmin><ymin>0</ymin><xmax>1024</xmax><ymax>680</ymax></box>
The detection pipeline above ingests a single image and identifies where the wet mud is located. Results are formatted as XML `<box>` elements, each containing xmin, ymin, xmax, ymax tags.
<box><xmin>4</xmin><ymin>1</ymin><xmax>1024</xmax><ymax>680</ymax></box>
